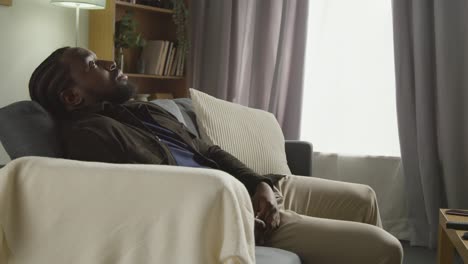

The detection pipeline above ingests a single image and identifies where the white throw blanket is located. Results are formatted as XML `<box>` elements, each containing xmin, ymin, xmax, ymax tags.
<box><xmin>0</xmin><ymin>157</ymin><xmax>255</xmax><ymax>264</ymax></box>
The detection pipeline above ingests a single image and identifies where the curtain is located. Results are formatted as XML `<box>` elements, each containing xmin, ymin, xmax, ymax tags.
<box><xmin>188</xmin><ymin>0</ymin><xmax>309</xmax><ymax>140</ymax></box>
<box><xmin>392</xmin><ymin>0</ymin><xmax>468</xmax><ymax>248</ymax></box>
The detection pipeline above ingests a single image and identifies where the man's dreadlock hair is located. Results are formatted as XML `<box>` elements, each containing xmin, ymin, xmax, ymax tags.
<box><xmin>29</xmin><ymin>47</ymin><xmax>74</xmax><ymax>116</ymax></box>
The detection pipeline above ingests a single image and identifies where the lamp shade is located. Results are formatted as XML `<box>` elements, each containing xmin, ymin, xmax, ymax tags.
<box><xmin>50</xmin><ymin>0</ymin><xmax>105</xmax><ymax>9</ymax></box>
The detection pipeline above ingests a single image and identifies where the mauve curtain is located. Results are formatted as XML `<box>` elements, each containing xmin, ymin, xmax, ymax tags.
<box><xmin>392</xmin><ymin>0</ymin><xmax>468</xmax><ymax>248</ymax></box>
<box><xmin>188</xmin><ymin>0</ymin><xmax>308</xmax><ymax>140</ymax></box>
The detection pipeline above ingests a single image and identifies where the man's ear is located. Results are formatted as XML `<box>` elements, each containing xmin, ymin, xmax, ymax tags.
<box><xmin>60</xmin><ymin>87</ymin><xmax>83</xmax><ymax>107</ymax></box>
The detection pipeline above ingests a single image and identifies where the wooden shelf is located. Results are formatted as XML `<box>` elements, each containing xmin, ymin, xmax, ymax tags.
<box><xmin>116</xmin><ymin>1</ymin><xmax>174</xmax><ymax>14</ymax></box>
<box><xmin>90</xmin><ymin>0</ymin><xmax>188</xmax><ymax>98</ymax></box>
<box><xmin>125</xmin><ymin>73</ymin><xmax>184</xmax><ymax>79</ymax></box>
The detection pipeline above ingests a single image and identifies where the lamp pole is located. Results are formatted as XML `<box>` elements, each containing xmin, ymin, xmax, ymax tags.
<box><xmin>75</xmin><ymin>4</ymin><xmax>80</xmax><ymax>47</ymax></box>
<box><xmin>50</xmin><ymin>0</ymin><xmax>106</xmax><ymax>46</ymax></box>
<box><xmin>50</xmin><ymin>0</ymin><xmax>106</xmax><ymax>47</ymax></box>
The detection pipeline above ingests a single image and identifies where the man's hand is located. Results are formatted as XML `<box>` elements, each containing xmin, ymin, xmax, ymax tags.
<box><xmin>252</xmin><ymin>181</ymin><xmax>280</xmax><ymax>244</ymax></box>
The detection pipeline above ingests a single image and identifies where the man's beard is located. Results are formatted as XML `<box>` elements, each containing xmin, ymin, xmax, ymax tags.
<box><xmin>105</xmin><ymin>81</ymin><xmax>136</xmax><ymax>104</ymax></box>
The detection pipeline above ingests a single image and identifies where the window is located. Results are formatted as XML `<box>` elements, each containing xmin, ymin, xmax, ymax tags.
<box><xmin>300</xmin><ymin>0</ymin><xmax>400</xmax><ymax>156</ymax></box>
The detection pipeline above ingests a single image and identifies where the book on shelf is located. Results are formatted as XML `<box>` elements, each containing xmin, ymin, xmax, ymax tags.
<box><xmin>141</xmin><ymin>40</ymin><xmax>165</xmax><ymax>76</ymax></box>
<box><xmin>165</xmin><ymin>46</ymin><xmax>176</xmax><ymax>76</ymax></box>
<box><xmin>163</xmin><ymin>42</ymin><xmax>174</xmax><ymax>76</ymax></box>
<box><xmin>141</xmin><ymin>40</ymin><xmax>185</xmax><ymax>77</ymax></box>
<box><xmin>181</xmin><ymin>54</ymin><xmax>186</xmax><ymax>76</ymax></box>
<box><xmin>176</xmin><ymin>49</ymin><xmax>185</xmax><ymax>76</ymax></box>
<box><xmin>156</xmin><ymin>41</ymin><xmax>169</xmax><ymax>76</ymax></box>
<box><xmin>175</xmin><ymin>48</ymin><xmax>182</xmax><ymax>76</ymax></box>
<box><xmin>170</xmin><ymin>48</ymin><xmax>180</xmax><ymax>76</ymax></box>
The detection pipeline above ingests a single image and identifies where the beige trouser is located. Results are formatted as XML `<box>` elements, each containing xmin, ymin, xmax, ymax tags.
<box><xmin>266</xmin><ymin>175</ymin><xmax>403</xmax><ymax>264</ymax></box>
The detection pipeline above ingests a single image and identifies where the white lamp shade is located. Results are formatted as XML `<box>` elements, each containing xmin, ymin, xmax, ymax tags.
<box><xmin>50</xmin><ymin>0</ymin><xmax>106</xmax><ymax>9</ymax></box>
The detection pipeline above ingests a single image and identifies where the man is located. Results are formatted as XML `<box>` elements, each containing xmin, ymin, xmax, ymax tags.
<box><xmin>29</xmin><ymin>47</ymin><xmax>403</xmax><ymax>264</ymax></box>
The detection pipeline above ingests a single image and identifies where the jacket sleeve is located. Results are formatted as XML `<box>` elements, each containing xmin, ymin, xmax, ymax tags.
<box><xmin>195</xmin><ymin>138</ymin><xmax>274</xmax><ymax>196</ymax></box>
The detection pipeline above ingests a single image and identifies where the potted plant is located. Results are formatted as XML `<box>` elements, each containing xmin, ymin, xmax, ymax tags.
<box><xmin>114</xmin><ymin>11</ymin><xmax>146</xmax><ymax>71</ymax></box>
<box><xmin>172</xmin><ymin>0</ymin><xmax>189</xmax><ymax>56</ymax></box>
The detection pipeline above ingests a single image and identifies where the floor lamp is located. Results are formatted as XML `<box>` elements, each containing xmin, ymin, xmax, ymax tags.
<box><xmin>50</xmin><ymin>0</ymin><xmax>106</xmax><ymax>47</ymax></box>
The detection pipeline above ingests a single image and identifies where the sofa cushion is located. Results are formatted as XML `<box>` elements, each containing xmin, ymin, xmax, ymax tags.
<box><xmin>256</xmin><ymin>246</ymin><xmax>301</xmax><ymax>264</ymax></box>
<box><xmin>0</xmin><ymin>142</ymin><xmax>11</xmax><ymax>164</ymax></box>
<box><xmin>0</xmin><ymin>101</ymin><xmax>62</xmax><ymax>159</ymax></box>
<box><xmin>150</xmin><ymin>99</ymin><xmax>187</xmax><ymax>125</ymax></box>
<box><xmin>173</xmin><ymin>98</ymin><xmax>200</xmax><ymax>138</ymax></box>
<box><xmin>189</xmin><ymin>88</ymin><xmax>292</xmax><ymax>175</ymax></box>
<box><xmin>149</xmin><ymin>99</ymin><xmax>200</xmax><ymax>137</ymax></box>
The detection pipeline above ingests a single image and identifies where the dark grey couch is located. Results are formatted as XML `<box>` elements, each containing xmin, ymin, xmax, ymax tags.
<box><xmin>0</xmin><ymin>100</ymin><xmax>313</xmax><ymax>264</ymax></box>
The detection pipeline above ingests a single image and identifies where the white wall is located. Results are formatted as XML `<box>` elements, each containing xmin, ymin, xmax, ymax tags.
<box><xmin>0</xmin><ymin>0</ymin><xmax>89</xmax><ymax>164</ymax></box>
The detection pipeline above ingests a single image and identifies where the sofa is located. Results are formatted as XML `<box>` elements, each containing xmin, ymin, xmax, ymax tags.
<box><xmin>0</xmin><ymin>99</ymin><xmax>313</xmax><ymax>264</ymax></box>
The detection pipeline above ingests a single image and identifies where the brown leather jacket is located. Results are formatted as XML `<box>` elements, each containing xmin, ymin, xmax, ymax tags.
<box><xmin>59</xmin><ymin>101</ymin><xmax>276</xmax><ymax>195</ymax></box>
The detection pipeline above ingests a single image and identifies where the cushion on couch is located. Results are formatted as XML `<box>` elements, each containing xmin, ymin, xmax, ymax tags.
<box><xmin>150</xmin><ymin>99</ymin><xmax>187</xmax><ymax>126</ymax></box>
<box><xmin>256</xmin><ymin>246</ymin><xmax>302</xmax><ymax>264</ymax></box>
<box><xmin>189</xmin><ymin>88</ymin><xmax>292</xmax><ymax>175</ymax></box>
<box><xmin>151</xmin><ymin>98</ymin><xmax>200</xmax><ymax>138</ymax></box>
<box><xmin>0</xmin><ymin>101</ymin><xmax>62</xmax><ymax>159</ymax></box>
<box><xmin>173</xmin><ymin>98</ymin><xmax>200</xmax><ymax>138</ymax></box>
<box><xmin>0</xmin><ymin>142</ymin><xmax>11</xmax><ymax>164</ymax></box>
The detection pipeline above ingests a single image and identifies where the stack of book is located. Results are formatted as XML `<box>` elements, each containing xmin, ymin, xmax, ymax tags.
<box><xmin>141</xmin><ymin>40</ymin><xmax>185</xmax><ymax>77</ymax></box>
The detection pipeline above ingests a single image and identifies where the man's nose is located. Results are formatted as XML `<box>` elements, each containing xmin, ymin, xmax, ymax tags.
<box><xmin>99</xmin><ymin>60</ymin><xmax>117</xmax><ymax>71</ymax></box>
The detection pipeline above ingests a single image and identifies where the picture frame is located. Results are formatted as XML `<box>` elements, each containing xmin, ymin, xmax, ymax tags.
<box><xmin>0</xmin><ymin>0</ymin><xmax>12</xmax><ymax>6</ymax></box>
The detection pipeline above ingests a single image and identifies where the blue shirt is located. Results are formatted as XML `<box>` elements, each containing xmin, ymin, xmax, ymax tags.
<box><xmin>142</xmin><ymin>121</ymin><xmax>207</xmax><ymax>168</ymax></box>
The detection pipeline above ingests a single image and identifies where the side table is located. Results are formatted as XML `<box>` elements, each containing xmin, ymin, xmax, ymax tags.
<box><xmin>438</xmin><ymin>209</ymin><xmax>468</xmax><ymax>263</ymax></box>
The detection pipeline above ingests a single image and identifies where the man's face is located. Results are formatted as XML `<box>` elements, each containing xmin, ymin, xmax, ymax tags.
<box><xmin>61</xmin><ymin>47</ymin><xmax>135</xmax><ymax>104</ymax></box>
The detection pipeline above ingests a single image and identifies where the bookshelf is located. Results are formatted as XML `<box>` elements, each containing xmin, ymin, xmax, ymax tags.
<box><xmin>126</xmin><ymin>73</ymin><xmax>183</xmax><ymax>79</ymax></box>
<box><xmin>88</xmin><ymin>0</ymin><xmax>188</xmax><ymax>98</ymax></box>
<box><xmin>116</xmin><ymin>1</ymin><xmax>174</xmax><ymax>13</ymax></box>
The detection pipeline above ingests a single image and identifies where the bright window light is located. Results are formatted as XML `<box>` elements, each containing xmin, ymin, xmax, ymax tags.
<box><xmin>300</xmin><ymin>0</ymin><xmax>400</xmax><ymax>156</ymax></box>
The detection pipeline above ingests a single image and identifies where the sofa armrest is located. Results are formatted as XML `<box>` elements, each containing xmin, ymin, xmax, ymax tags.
<box><xmin>285</xmin><ymin>140</ymin><xmax>313</xmax><ymax>176</ymax></box>
<box><xmin>0</xmin><ymin>157</ymin><xmax>255</xmax><ymax>264</ymax></box>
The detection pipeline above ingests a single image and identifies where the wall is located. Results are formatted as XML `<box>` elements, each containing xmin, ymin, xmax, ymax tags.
<box><xmin>0</xmin><ymin>0</ymin><xmax>89</xmax><ymax>164</ymax></box>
